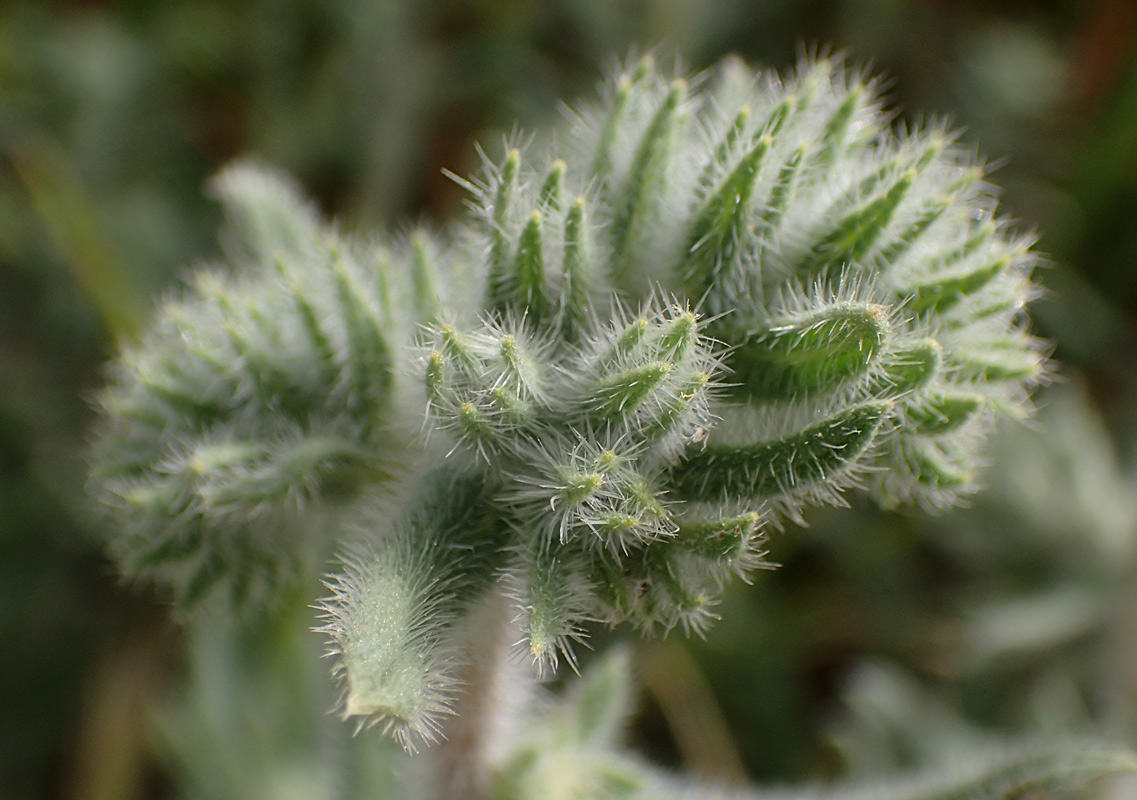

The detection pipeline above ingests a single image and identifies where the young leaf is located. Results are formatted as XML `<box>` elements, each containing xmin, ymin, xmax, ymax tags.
<box><xmin>667</xmin><ymin>401</ymin><xmax>891</xmax><ymax>503</ymax></box>
<box><xmin>729</xmin><ymin>303</ymin><xmax>891</xmax><ymax>401</ymax></box>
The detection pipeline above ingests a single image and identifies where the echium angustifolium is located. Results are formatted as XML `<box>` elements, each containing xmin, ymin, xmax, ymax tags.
<box><xmin>89</xmin><ymin>54</ymin><xmax>1047</xmax><ymax>748</ymax></box>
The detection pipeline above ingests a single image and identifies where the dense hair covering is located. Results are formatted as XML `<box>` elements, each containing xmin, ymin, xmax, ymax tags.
<box><xmin>89</xmin><ymin>55</ymin><xmax>1045</xmax><ymax>749</ymax></box>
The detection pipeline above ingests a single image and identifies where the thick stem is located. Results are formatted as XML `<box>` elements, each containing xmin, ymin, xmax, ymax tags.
<box><xmin>418</xmin><ymin>588</ymin><xmax>522</xmax><ymax>800</ymax></box>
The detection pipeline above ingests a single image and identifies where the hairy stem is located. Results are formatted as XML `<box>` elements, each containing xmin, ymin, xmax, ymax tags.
<box><xmin>421</xmin><ymin>588</ymin><xmax>519</xmax><ymax>800</ymax></box>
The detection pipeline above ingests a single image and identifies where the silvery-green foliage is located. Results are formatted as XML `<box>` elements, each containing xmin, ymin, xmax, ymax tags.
<box><xmin>317</xmin><ymin>467</ymin><xmax>508</xmax><ymax>748</ymax></box>
<box><xmin>488</xmin><ymin>53</ymin><xmax>1047</xmax><ymax>514</ymax></box>
<box><xmin>420</xmin><ymin>301</ymin><xmax>766</xmax><ymax>657</ymax></box>
<box><xmin>90</xmin><ymin>54</ymin><xmax>1047</xmax><ymax>753</ymax></box>
<box><xmin>152</xmin><ymin>632</ymin><xmax>1136</xmax><ymax>800</ymax></box>
<box><xmin>490</xmin><ymin>650</ymin><xmax>1134</xmax><ymax>800</ymax></box>
<box><xmin>489</xmin><ymin>647</ymin><xmax>651</xmax><ymax>799</ymax></box>
<box><xmin>90</xmin><ymin>164</ymin><xmax>426</xmax><ymax>610</ymax></box>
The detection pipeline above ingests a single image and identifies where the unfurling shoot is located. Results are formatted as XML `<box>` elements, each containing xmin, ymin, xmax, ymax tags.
<box><xmin>89</xmin><ymin>53</ymin><xmax>1047</xmax><ymax>760</ymax></box>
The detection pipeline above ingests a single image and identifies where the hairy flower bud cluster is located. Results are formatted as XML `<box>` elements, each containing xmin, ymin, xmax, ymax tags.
<box><xmin>550</xmin><ymin>55</ymin><xmax>1046</xmax><ymax>510</ymax></box>
<box><xmin>422</xmin><ymin>304</ymin><xmax>765</xmax><ymax>652</ymax></box>
<box><xmin>90</xmin><ymin>165</ymin><xmax>420</xmax><ymax>609</ymax></box>
<box><xmin>89</xmin><ymin>54</ymin><xmax>1047</xmax><ymax>750</ymax></box>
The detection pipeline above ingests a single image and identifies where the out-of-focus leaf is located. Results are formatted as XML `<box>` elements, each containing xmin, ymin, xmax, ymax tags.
<box><xmin>12</xmin><ymin>139</ymin><xmax>148</xmax><ymax>340</ymax></box>
<box><xmin>656</xmin><ymin>741</ymin><xmax>1137</xmax><ymax>800</ymax></box>
<box><xmin>965</xmin><ymin>587</ymin><xmax>1104</xmax><ymax>669</ymax></box>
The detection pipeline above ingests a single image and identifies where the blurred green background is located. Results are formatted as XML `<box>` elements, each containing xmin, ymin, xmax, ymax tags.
<box><xmin>4</xmin><ymin>1</ymin><xmax>1137</xmax><ymax>798</ymax></box>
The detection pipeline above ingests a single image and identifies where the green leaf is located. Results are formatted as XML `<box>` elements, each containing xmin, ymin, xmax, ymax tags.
<box><xmin>438</xmin><ymin>323</ymin><xmax>484</xmax><ymax>375</ymax></box>
<box><xmin>540</xmin><ymin>159</ymin><xmax>566</xmax><ymax>211</ymax></box>
<box><xmin>930</xmin><ymin>220</ymin><xmax>997</xmax><ymax>271</ymax></box>
<box><xmin>564</xmin><ymin>647</ymin><xmax>635</xmax><ymax>747</ymax></box>
<box><xmin>597</xmin><ymin>316</ymin><xmax>650</xmax><ymax>369</ymax></box>
<box><xmin>511</xmin><ymin>210</ymin><xmax>550</xmax><ymax>324</ymax></box>
<box><xmin>641</xmin><ymin>546</ymin><xmax>717</xmax><ymax>630</ymax></box>
<box><xmin>673</xmin><ymin>512</ymin><xmax>762</xmax><ymax>561</ymax></box>
<box><xmin>812</xmin><ymin>85</ymin><xmax>866</xmax><ymax>171</ymax></box>
<box><xmin>667</xmin><ymin>401</ymin><xmax>891</xmax><ymax>502</ymax></box>
<box><xmin>907</xmin><ymin>393</ymin><xmax>984</xmax><ymax>435</ymax></box>
<box><xmin>486</xmin><ymin>148</ymin><xmax>522</xmax><ymax>314</ymax></box>
<box><xmin>876</xmin><ymin>198</ymin><xmax>951</xmax><ymax>266</ymax></box>
<box><xmin>610</xmin><ymin>79</ymin><xmax>686</xmax><ymax>288</ymax></box>
<box><xmin>521</xmin><ymin>541</ymin><xmax>591</xmax><ymax>673</ymax></box>
<box><xmin>906</xmin><ymin>258</ymin><xmax>1009</xmax><ymax>315</ymax></box>
<box><xmin>640</xmin><ymin>371</ymin><xmax>711</xmax><ymax>444</ymax></box>
<box><xmin>424</xmin><ymin>350</ymin><xmax>446</xmax><ymax>405</ymax></box>
<box><xmin>559</xmin><ymin>197</ymin><xmax>593</xmax><ymax>346</ymax></box>
<box><xmin>696</xmin><ymin>105</ymin><xmax>751</xmax><ymax>191</ymax></box>
<box><xmin>208</xmin><ymin>161</ymin><xmax>323</xmax><ymax>265</ymax></box>
<box><xmin>636</xmin><ymin>742</ymin><xmax>1136</xmax><ymax>800</ymax></box>
<box><xmin>729</xmin><ymin>303</ymin><xmax>891</xmax><ymax>401</ymax></box>
<box><xmin>455</xmin><ymin>400</ymin><xmax>504</xmax><ymax>457</ymax></box>
<box><xmin>947</xmin><ymin>341</ymin><xmax>1043</xmax><ymax>383</ymax></box>
<box><xmin>867</xmin><ymin>340</ymin><xmax>941</xmax><ymax>398</ymax></box>
<box><xmin>877</xmin><ymin>742</ymin><xmax>1137</xmax><ymax>800</ymax></box>
<box><xmin>762</xmin><ymin>94</ymin><xmax>795</xmax><ymax>139</ymax></box>
<box><xmin>907</xmin><ymin>441</ymin><xmax>973</xmax><ymax>489</ymax></box>
<box><xmin>588</xmin><ymin>362</ymin><xmax>672</xmax><ymax>421</ymax></box>
<box><xmin>332</xmin><ymin>260</ymin><xmax>392</xmax><ymax>424</ymax></box>
<box><xmin>682</xmin><ymin>134</ymin><xmax>771</xmax><ymax>295</ymax></box>
<box><xmin>410</xmin><ymin>230</ymin><xmax>440</xmax><ymax>322</ymax></box>
<box><xmin>276</xmin><ymin>259</ymin><xmax>336</xmax><ymax>382</ymax></box>
<box><xmin>318</xmin><ymin>470</ymin><xmax>504</xmax><ymax>750</ymax></box>
<box><xmin>798</xmin><ymin>170</ymin><xmax>914</xmax><ymax>276</ymax></box>
<box><xmin>651</xmin><ymin>308</ymin><xmax>699</xmax><ymax>361</ymax></box>
<box><xmin>593</xmin><ymin>61</ymin><xmax>642</xmax><ymax>180</ymax></box>
<box><xmin>498</xmin><ymin>332</ymin><xmax>545</xmax><ymax>401</ymax></box>
<box><xmin>761</xmin><ymin>145</ymin><xmax>806</xmax><ymax>232</ymax></box>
